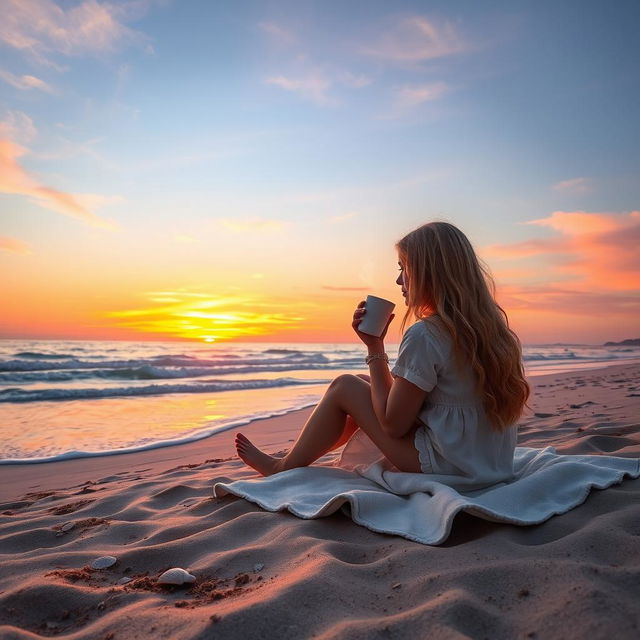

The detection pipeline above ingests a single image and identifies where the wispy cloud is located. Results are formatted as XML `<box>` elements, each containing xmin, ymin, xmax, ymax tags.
<box><xmin>265</xmin><ymin>68</ymin><xmax>374</xmax><ymax>106</ymax></box>
<box><xmin>0</xmin><ymin>0</ymin><xmax>153</xmax><ymax>65</ymax></box>
<box><xmin>260</xmin><ymin>17</ymin><xmax>373</xmax><ymax>107</ymax></box>
<box><xmin>266</xmin><ymin>71</ymin><xmax>337</xmax><ymax>106</ymax></box>
<box><xmin>484</xmin><ymin>237</ymin><xmax>565</xmax><ymax>260</ymax></box>
<box><xmin>258</xmin><ymin>21</ymin><xmax>296</xmax><ymax>46</ymax></box>
<box><xmin>174</xmin><ymin>234</ymin><xmax>198</xmax><ymax>244</ymax></box>
<box><xmin>552</xmin><ymin>177</ymin><xmax>593</xmax><ymax>193</ymax></box>
<box><xmin>147</xmin><ymin>290</ymin><xmax>210</xmax><ymax>299</ymax></box>
<box><xmin>270</xmin><ymin>168</ymin><xmax>449</xmax><ymax>208</ymax></box>
<box><xmin>214</xmin><ymin>217</ymin><xmax>288</xmax><ymax>233</ymax></box>
<box><xmin>0</xmin><ymin>110</ymin><xmax>37</xmax><ymax>143</ymax></box>
<box><xmin>0</xmin><ymin>235</ymin><xmax>32</xmax><ymax>255</ymax></box>
<box><xmin>361</xmin><ymin>16</ymin><xmax>467</xmax><ymax>63</ymax></box>
<box><xmin>339</xmin><ymin>71</ymin><xmax>372</xmax><ymax>89</ymax></box>
<box><xmin>329</xmin><ymin>211</ymin><xmax>359</xmax><ymax>223</ymax></box>
<box><xmin>322</xmin><ymin>285</ymin><xmax>368</xmax><ymax>292</ymax></box>
<box><xmin>0</xmin><ymin>137</ymin><xmax>118</xmax><ymax>228</ymax></box>
<box><xmin>0</xmin><ymin>68</ymin><xmax>54</xmax><ymax>92</ymax></box>
<box><xmin>394</xmin><ymin>82</ymin><xmax>449</xmax><ymax>109</ymax></box>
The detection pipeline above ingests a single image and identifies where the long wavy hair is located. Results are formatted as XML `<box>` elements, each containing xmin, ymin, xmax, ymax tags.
<box><xmin>396</xmin><ymin>221</ymin><xmax>530</xmax><ymax>430</ymax></box>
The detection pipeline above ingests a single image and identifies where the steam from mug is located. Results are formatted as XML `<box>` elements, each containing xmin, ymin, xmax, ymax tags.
<box><xmin>358</xmin><ymin>295</ymin><xmax>396</xmax><ymax>337</ymax></box>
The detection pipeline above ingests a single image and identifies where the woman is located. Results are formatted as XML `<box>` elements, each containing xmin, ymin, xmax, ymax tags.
<box><xmin>235</xmin><ymin>221</ymin><xmax>529</xmax><ymax>485</ymax></box>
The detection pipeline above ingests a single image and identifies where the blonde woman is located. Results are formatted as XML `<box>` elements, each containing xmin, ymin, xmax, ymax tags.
<box><xmin>235</xmin><ymin>221</ymin><xmax>530</xmax><ymax>486</ymax></box>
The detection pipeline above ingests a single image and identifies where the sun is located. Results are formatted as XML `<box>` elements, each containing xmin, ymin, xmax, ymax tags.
<box><xmin>105</xmin><ymin>292</ymin><xmax>306</xmax><ymax>342</ymax></box>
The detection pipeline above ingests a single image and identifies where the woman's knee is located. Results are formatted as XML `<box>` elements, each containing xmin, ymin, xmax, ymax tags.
<box><xmin>327</xmin><ymin>374</ymin><xmax>368</xmax><ymax>403</ymax></box>
<box><xmin>327</xmin><ymin>375</ymin><xmax>369</xmax><ymax>411</ymax></box>
<box><xmin>328</xmin><ymin>373</ymin><xmax>361</xmax><ymax>392</ymax></box>
<box><xmin>329</xmin><ymin>373</ymin><xmax>355</xmax><ymax>391</ymax></box>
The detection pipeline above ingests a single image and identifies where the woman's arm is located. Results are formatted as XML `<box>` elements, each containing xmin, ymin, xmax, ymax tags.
<box><xmin>354</xmin><ymin>302</ymin><xmax>426</xmax><ymax>438</ymax></box>
<box><xmin>367</xmin><ymin>349</ymin><xmax>426</xmax><ymax>438</ymax></box>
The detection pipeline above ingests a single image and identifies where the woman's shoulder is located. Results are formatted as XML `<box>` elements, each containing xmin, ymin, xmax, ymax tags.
<box><xmin>407</xmin><ymin>315</ymin><xmax>449</xmax><ymax>341</ymax></box>
<box><xmin>401</xmin><ymin>317</ymin><xmax>451</xmax><ymax>357</ymax></box>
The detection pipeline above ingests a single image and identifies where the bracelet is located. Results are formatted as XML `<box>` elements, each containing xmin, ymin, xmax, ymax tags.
<box><xmin>365</xmin><ymin>353</ymin><xmax>389</xmax><ymax>365</ymax></box>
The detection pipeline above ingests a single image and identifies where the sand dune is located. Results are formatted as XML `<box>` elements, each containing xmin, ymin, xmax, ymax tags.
<box><xmin>0</xmin><ymin>363</ymin><xmax>638</xmax><ymax>639</ymax></box>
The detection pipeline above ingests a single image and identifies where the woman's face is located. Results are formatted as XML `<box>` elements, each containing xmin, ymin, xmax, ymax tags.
<box><xmin>396</xmin><ymin>260</ymin><xmax>409</xmax><ymax>305</ymax></box>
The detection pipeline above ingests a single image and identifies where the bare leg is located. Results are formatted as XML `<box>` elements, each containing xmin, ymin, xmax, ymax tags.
<box><xmin>235</xmin><ymin>379</ymin><xmax>350</xmax><ymax>476</ymax></box>
<box><xmin>235</xmin><ymin>374</ymin><xmax>420</xmax><ymax>476</ymax></box>
<box><xmin>235</xmin><ymin>375</ymin><xmax>367</xmax><ymax>475</ymax></box>
<box><xmin>324</xmin><ymin>374</ymin><xmax>370</xmax><ymax>452</ymax></box>
<box><xmin>325</xmin><ymin>415</ymin><xmax>358</xmax><ymax>453</ymax></box>
<box><xmin>235</xmin><ymin>413</ymin><xmax>358</xmax><ymax>475</ymax></box>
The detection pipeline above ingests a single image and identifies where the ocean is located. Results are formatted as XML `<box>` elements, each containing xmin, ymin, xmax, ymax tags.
<box><xmin>1</xmin><ymin>339</ymin><xmax>639</xmax><ymax>464</ymax></box>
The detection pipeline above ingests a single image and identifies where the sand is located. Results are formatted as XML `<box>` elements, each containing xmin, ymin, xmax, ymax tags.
<box><xmin>0</xmin><ymin>363</ymin><xmax>638</xmax><ymax>639</ymax></box>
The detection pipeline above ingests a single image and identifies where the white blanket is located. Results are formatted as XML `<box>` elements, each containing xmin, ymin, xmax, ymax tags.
<box><xmin>212</xmin><ymin>434</ymin><xmax>640</xmax><ymax>545</ymax></box>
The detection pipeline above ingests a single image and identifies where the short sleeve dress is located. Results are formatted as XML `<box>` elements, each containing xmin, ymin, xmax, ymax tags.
<box><xmin>391</xmin><ymin>316</ymin><xmax>517</xmax><ymax>489</ymax></box>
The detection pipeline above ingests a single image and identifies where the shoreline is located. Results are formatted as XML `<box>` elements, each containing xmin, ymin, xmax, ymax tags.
<box><xmin>0</xmin><ymin>406</ymin><xmax>315</xmax><ymax>503</ymax></box>
<box><xmin>1</xmin><ymin>360</ymin><xmax>638</xmax><ymax>502</ymax></box>
<box><xmin>0</xmin><ymin>400</ymin><xmax>320</xmax><ymax>466</ymax></box>
<box><xmin>2</xmin><ymin>357</ymin><xmax>639</xmax><ymax>470</ymax></box>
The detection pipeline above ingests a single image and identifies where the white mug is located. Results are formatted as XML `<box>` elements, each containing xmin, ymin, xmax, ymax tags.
<box><xmin>358</xmin><ymin>295</ymin><xmax>396</xmax><ymax>337</ymax></box>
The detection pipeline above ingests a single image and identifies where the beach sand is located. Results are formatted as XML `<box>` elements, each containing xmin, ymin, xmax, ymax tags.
<box><xmin>0</xmin><ymin>363</ymin><xmax>638</xmax><ymax>639</ymax></box>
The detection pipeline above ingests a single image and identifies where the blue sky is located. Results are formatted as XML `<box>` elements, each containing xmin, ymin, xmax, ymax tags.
<box><xmin>1</xmin><ymin>0</ymin><xmax>638</xmax><ymax>343</ymax></box>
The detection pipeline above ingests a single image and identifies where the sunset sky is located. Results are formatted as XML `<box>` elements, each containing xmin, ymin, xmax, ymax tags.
<box><xmin>1</xmin><ymin>0</ymin><xmax>638</xmax><ymax>344</ymax></box>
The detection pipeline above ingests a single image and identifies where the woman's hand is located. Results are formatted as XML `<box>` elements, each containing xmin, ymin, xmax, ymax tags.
<box><xmin>352</xmin><ymin>300</ymin><xmax>395</xmax><ymax>350</ymax></box>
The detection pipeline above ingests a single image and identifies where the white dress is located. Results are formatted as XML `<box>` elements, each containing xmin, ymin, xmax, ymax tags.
<box><xmin>390</xmin><ymin>316</ymin><xmax>517</xmax><ymax>488</ymax></box>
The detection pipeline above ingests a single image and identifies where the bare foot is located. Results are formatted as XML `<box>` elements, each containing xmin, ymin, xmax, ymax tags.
<box><xmin>235</xmin><ymin>433</ymin><xmax>284</xmax><ymax>476</ymax></box>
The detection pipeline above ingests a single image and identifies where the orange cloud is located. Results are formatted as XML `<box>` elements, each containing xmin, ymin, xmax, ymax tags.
<box><xmin>485</xmin><ymin>211</ymin><xmax>640</xmax><ymax>339</ymax></box>
<box><xmin>485</xmin><ymin>237</ymin><xmax>565</xmax><ymax>260</ymax></box>
<box><xmin>526</xmin><ymin>210</ymin><xmax>635</xmax><ymax>235</ymax></box>
<box><xmin>0</xmin><ymin>235</ymin><xmax>32</xmax><ymax>255</ymax></box>
<box><xmin>486</xmin><ymin>211</ymin><xmax>640</xmax><ymax>290</ymax></box>
<box><xmin>496</xmin><ymin>285</ymin><xmax>638</xmax><ymax>317</ymax></box>
<box><xmin>524</xmin><ymin>211</ymin><xmax>640</xmax><ymax>290</ymax></box>
<box><xmin>0</xmin><ymin>138</ymin><xmax>117</xmax><ymax>228</ymax></box>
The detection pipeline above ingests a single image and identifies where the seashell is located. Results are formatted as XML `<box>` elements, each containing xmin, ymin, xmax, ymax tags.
<box><xmin>61</xmin><ymin>522</ymin><xmax>75</xmax><ymax>532</ymax></box>
<box><xmin>157</xmin><ymin>568</ymin><xmax>196</xmax><ymax>585</ymax></box>
<box><xmin>91</xmin><ymin>555</ymin><xmax>117</xmax><ymax>569</ymax></box>
<box><xmin>253</xmin><ymin>563</ymin><xmax>264</xmax><ymax>572</ymax></box>
<box><xmin>117</xmin><ymin>576</ymin><xmax>132</xmax><ymax>585</ymax></box>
